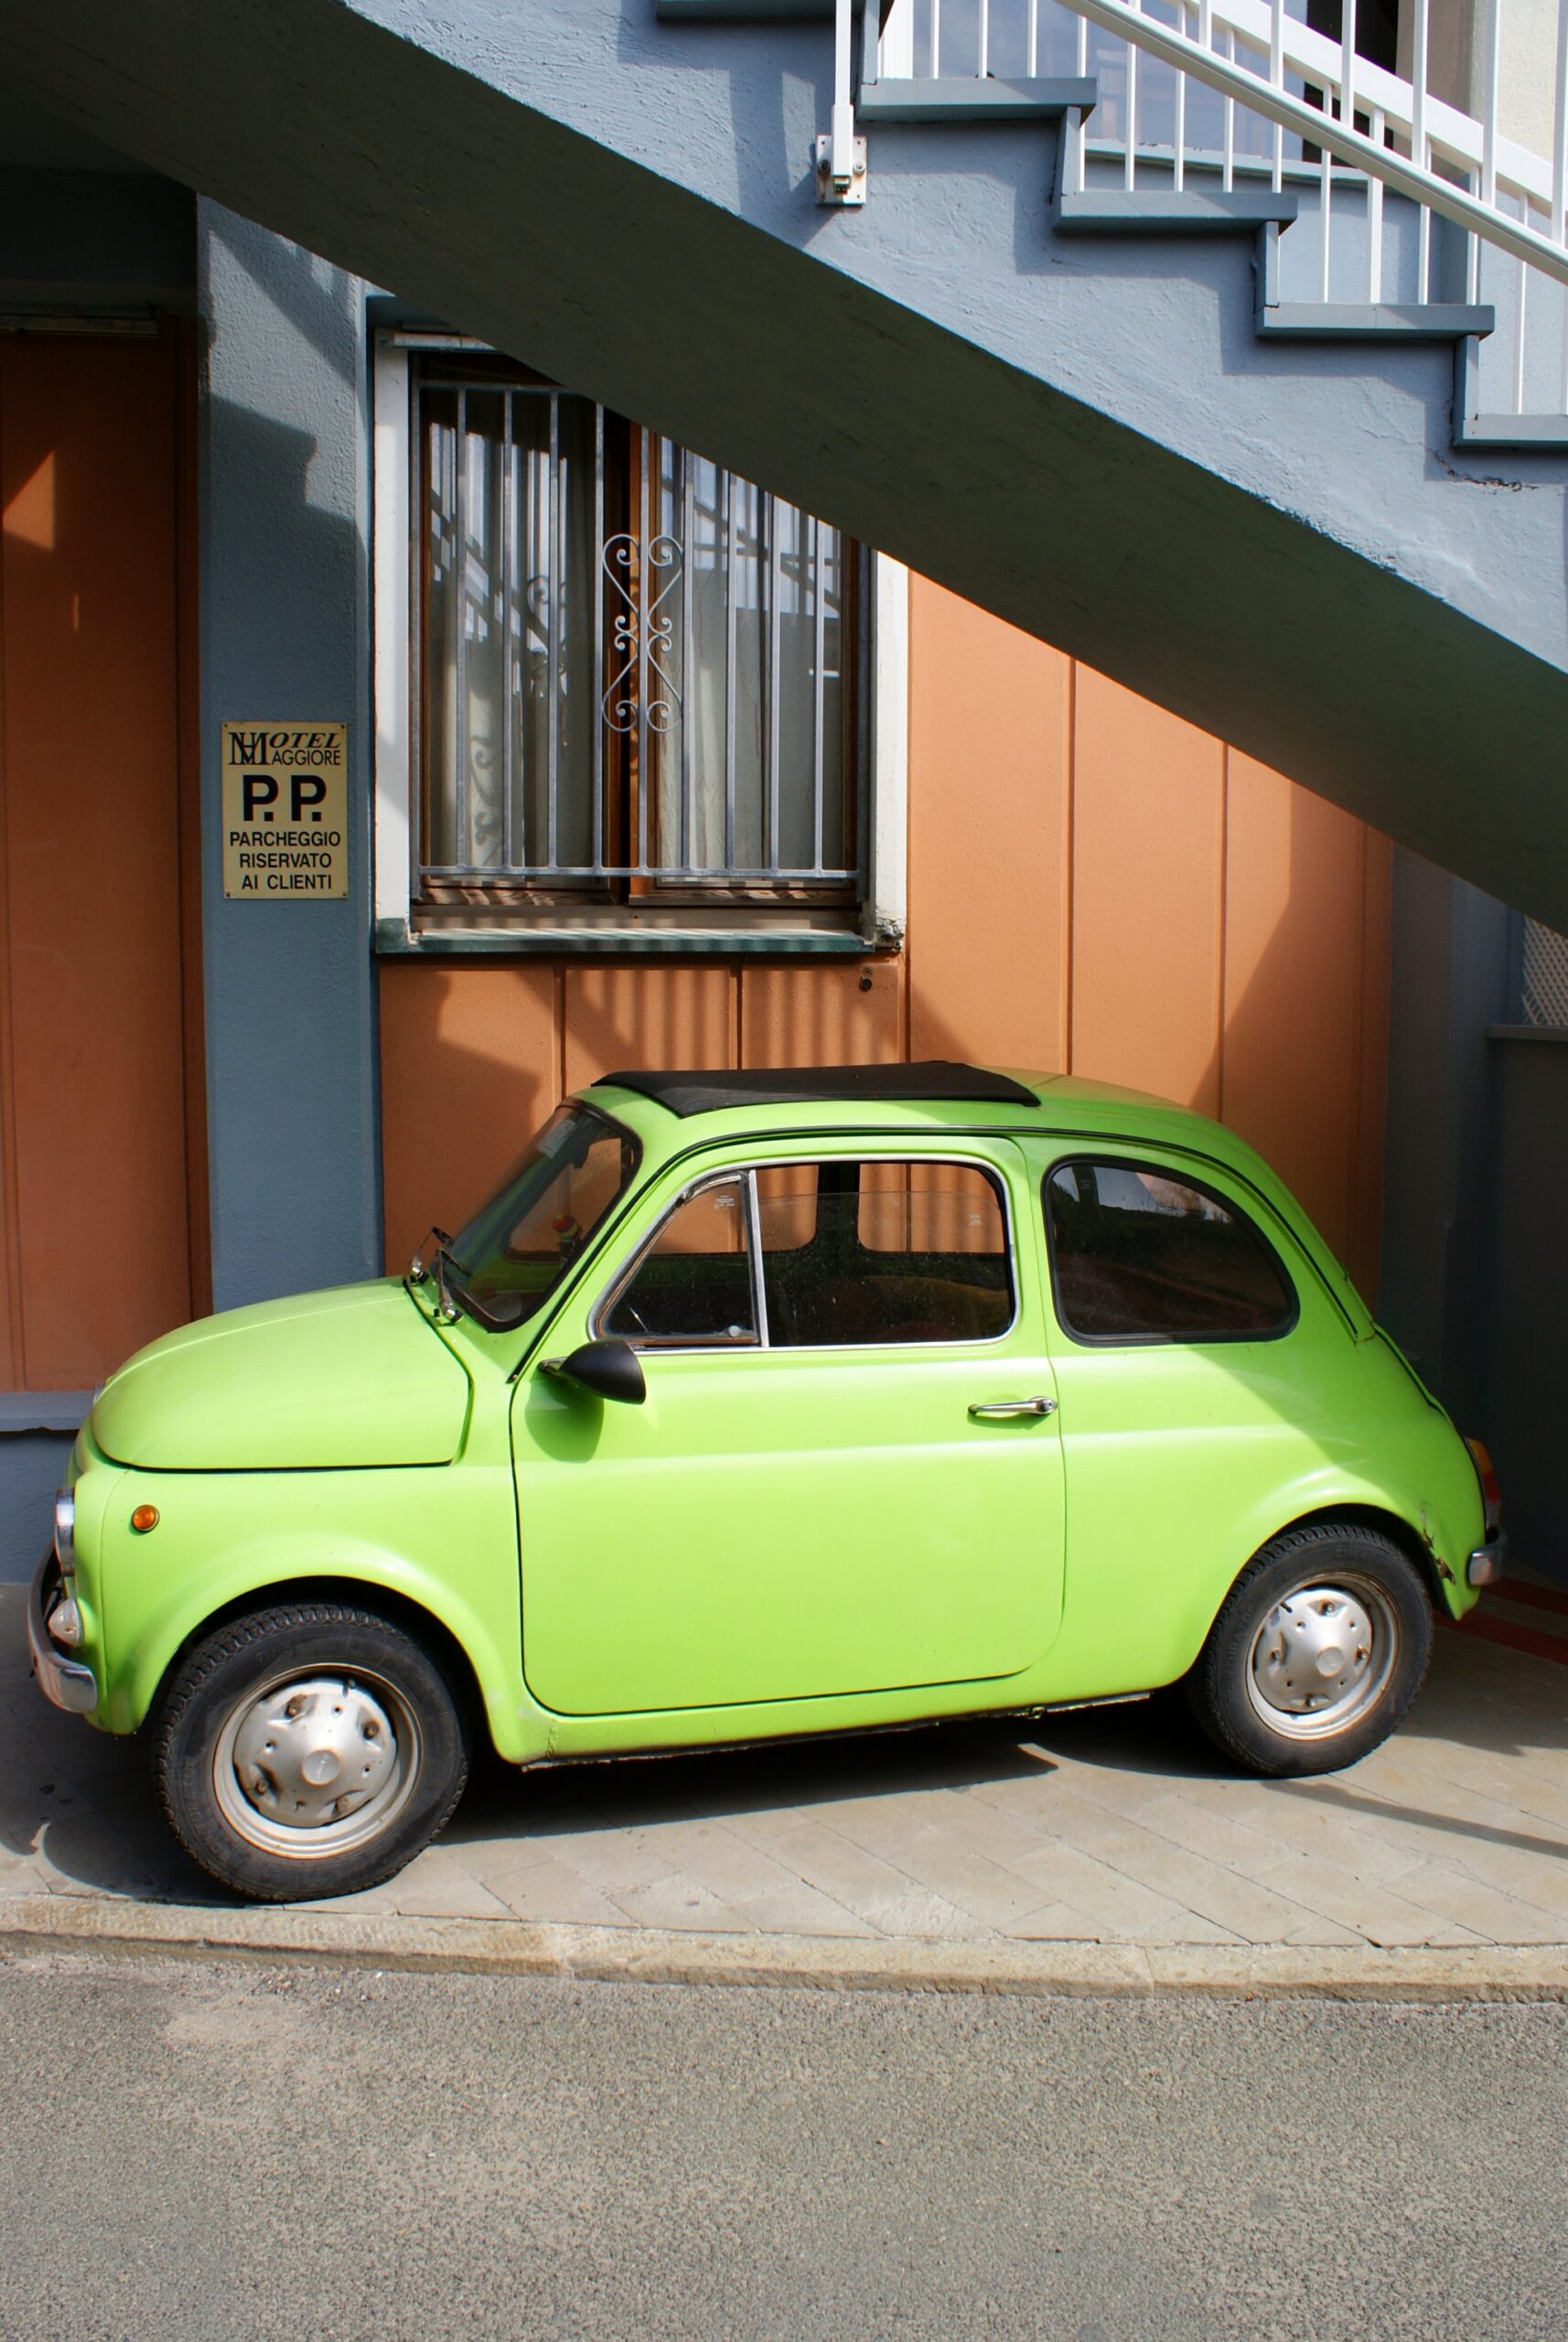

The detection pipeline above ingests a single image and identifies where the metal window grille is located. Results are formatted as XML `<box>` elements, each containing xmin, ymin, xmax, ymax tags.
<box><xmin>416</xmin><ymin>368</ymin><xmax>862</xmax><ymax>907</ymax></box>
<box><xmin>1522</xmin><ymin>917</ymin><xmax>1568</xmax><ymax>1026</ymax></box>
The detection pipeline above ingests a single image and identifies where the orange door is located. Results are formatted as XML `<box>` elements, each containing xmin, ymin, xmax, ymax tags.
<box><xmin>0</xmin><ymin>328</ymin><xmax>201</xmax><ymax>1390</ymax></box>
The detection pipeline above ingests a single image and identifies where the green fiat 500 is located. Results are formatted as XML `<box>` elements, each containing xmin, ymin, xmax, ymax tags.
<box><xmin>30</xmin><ymin>1061</ymin><xmax>1506</xmax><ymax>1902</ymax></box>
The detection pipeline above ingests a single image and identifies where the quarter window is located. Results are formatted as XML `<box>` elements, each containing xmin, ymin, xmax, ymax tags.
<box><xmin>601</xmin><ymin>1177</ymin><xmax>757</xmax><ymax>1346</ymax></box>
<box><xmin>1044</xmin><ymin>1158</ymin><xmax>1294</xmax><ymax>1343</ymax></box>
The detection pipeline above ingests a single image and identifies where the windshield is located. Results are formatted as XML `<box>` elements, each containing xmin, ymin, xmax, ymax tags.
<box><xmin>440</xmin><ymin>1104</ymin><xmax>640</xmax><ymax>1332</ymax></box>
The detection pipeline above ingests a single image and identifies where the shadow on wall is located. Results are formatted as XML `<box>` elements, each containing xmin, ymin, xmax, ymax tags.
<box><xmin>378</xmin><ymin>955</ymin><xmax>906</xmax><ymax>1264</ymax></box>
<box><xmin>379</xmin><ymin>770</ymin><xmax>1389</xmax><ymax>1303</ymax></box>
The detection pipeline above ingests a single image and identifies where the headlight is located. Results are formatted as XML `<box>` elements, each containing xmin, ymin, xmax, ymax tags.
<box><xmin>53</xmin><ymin>1488</ymin><xmax>75</xmax><ymax>1572</ymax></box>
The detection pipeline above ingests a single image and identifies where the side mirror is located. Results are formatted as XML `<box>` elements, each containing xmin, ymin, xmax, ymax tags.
<box><xmin>542</xmin><ymin>1337</ymin><xmax>647</xmax><ymax>1405</ymax></box>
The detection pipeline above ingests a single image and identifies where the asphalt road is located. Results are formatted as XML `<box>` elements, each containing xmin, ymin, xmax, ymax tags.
<box><xmin>2</xmin><ymin>1952</ymin><xmax>1564</xmax><ymax>2342</ymax></box>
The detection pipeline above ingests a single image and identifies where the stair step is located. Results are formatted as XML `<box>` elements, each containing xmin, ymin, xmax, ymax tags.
<box><xmin>1251</xmin><ymin>221</ymin><xmax>1493</xmax><ymax>341</ymax></box>
<box><xmin>1058</xmin><ymin>188</ymin><xmax>1296</xmax><ymax>233</ymax></box>
<box><xmin>655</xmin><ymin>1</ymin><xmax>863</xmax><ymax>17</ymax></box>
<box><xmin>1452</xmin><ymin>339</ymin><xmax>1566</xmax><ymax>445</ymax></box>
<box><xmin>1258</xmin><ymin>299</ymin><xmax>1495</xmax><ymax>340</ymax></box>
<box><xmin>1455</xmin><ymin>413</ymin><xmax>1568</xmax><ymax>446</ymax></box>
<box><xmin>860</xmin><ymin>77</ymin><xmax>1096</xmax><ymax>123</ymax></box>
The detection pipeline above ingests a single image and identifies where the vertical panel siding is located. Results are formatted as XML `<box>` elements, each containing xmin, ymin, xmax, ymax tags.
<box><xmin>0</xmin><ymin>334</ymin><xmax>194</xmax><ymax>1387</ymax></box>
<box><xmin>741</xmin><ymin>961</ymin><xmax>903</xmax><ymax>1069</ymax></box>
<box><xmin>562</xmin><ymin>965</ymin><xmax>738</xmax><ymax>1091</ymax></box>
<box><xmin>1221</xmin><ymin>754</ymin><xmax>1374</xmax><ymax>1266</ymax></box>
<box><xmin>378</xmin><ymin>962</ymin><xmax>560</xmax><ymax>1271</ymax></box>
<box><xmin>907</xmin><ymin>580</ymin><xmax>1071</xmax><ymax>1071</ymax></box>
<box><xmin>380</xmin><ymin>574</ymin><xmax>1392</xmax><ymax>1292</ymax></box>
<box><xmin>1069</xmin><ymin>666</ymin><xmax>1227</xmax><ymax>1118</ymax></box>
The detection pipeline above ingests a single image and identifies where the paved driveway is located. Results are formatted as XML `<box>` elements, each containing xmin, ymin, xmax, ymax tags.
<box><xmin>5</xmin><ymin>1576</ymin><xmax>1566</xmax><ymax>1956</ymax></box>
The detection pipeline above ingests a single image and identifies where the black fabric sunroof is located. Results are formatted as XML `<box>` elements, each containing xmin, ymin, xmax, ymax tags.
<box><xmin>591</xmin><ymin>1060</ymin><xmax>1039</xmax><ymax>1118</ymax></box>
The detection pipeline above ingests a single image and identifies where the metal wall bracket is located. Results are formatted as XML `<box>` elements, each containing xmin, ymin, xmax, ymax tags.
<box><xmin>815</xmin><ymin>130</ymin><xmax>867</xmax><ymax>206</ymax></box>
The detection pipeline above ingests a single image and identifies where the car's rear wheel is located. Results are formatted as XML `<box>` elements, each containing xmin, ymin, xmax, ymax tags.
<box><xmin>1185</xmin><ymin>1523</ymin><xmax>1433</xmax><ymax>1776</ymax></box>
<box><xmin>153</xmin><ymin>1601</ymin><xmax>469</xmax><ymax>1901</ymax></box>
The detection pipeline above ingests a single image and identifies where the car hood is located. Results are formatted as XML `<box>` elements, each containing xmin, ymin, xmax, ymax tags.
<box><xmin>92</xmin><ymin>1281</ymin><xmax>472</xmax><ymax>1470</ymax></box>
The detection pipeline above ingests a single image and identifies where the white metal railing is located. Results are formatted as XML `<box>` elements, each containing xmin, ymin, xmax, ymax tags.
<box><xmin>862</xmin><ymin>0</ymin><xmax>1568</xmax><ymax>424</ymax></box>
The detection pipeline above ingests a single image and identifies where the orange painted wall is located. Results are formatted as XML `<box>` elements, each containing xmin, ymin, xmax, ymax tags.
<box><xmin>380</xmin><ymin>575</ymin><xmax>1391</xmax><ymax>1297</ymax></box>
<box><xmin>0</xmin><ymin>332</ymin><xmax>199</xmax><ymax>1388</ymax></box>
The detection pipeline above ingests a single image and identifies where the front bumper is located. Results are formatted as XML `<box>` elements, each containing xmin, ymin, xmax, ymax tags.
<box><xmin>27</xmin><ymin>1552</ymin><xmax>98</xmax><ymax>1715</ymax></box>
<box><xmin>1466</xmin><ymin>1528</ymin><xmax>1510</xmax><ymax>1589</ymax></box>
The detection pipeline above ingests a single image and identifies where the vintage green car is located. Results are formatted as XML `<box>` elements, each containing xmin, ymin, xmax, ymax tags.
<box><xmin>30</xmin><ymin>1061</ymin><xmax>1506</xmax><ymax>1902</ymax></box>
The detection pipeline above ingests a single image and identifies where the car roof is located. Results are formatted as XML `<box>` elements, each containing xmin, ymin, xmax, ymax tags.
<box><xmin>576</xmin><ymin>1065</ymin><xmax>1375</xmax><ymax>1338</ymax></box>
<box><xmin>590</xmin><ymin>1060</ymin><xmax>1039</xmax><ymax>1117</ymax></box>
<box><xmin>583</xmin><ymin>1062</ymin><xmax>1234</xmax><ymax>1155</ymax></box>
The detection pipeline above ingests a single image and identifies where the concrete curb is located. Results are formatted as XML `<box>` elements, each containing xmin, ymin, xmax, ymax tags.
<box><xmin>5</xmin><ymin>1893</ymin><xmax>1568</xmax><ymax>2000</ymax></box>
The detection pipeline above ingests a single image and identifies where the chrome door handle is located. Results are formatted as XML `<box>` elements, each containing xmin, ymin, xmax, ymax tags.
<box><xmin>968</xmin><ymin>1396</ymin><xmax>1058</xmax><ymax>1422</ymax></box>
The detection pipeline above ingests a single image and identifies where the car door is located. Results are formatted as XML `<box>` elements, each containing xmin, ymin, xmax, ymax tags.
<box><xmin>1023</xmin><ymin>1141</ymin><xmax>1351</xmax><ymax>1683</ymax></box>
<box><xmin>510</xmin><ymin>1140</ymin><xmax>1065</xmax><ymax>1716</ymax></box>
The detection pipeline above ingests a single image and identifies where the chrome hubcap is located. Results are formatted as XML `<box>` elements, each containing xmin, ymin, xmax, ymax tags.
<box><xmin>1246</xmin><ymin>1575</ymin><xmax>1399</xmax><ymax>1742</ymax></box>
<box><xmin>214</xmin><ymin>1669</ymin><xmax>420</xmax><ymax>1859</ymax></box>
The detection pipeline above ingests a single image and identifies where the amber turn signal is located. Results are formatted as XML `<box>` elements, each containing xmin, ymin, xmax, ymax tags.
<box><xmin>130</xmin><ymin>1504</ymin><xmax>160</xmax><ymax>1534</ymax></box>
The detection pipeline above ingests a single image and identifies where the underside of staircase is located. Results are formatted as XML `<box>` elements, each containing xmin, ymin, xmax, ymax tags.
<box><xmin>7</xmin><ymin>0</ymin><xmax>1568</xmax><ymax>921</ymax></box>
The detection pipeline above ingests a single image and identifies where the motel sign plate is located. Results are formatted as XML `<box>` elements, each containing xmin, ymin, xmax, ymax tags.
<box><xmin>221</xmin><ymin>722</ymin><xmax>349</xmax><ymax>899</ymax></box>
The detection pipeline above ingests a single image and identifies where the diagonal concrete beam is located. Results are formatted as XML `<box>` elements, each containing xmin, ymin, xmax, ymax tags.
<box><xmin>7</xmin><ymin>0</ymin><xmax>1568</xmax><ymax>920</ymax></box>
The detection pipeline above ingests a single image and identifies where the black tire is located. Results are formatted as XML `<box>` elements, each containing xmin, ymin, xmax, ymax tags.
<box><xmin>152</xmin><ymin>1601</ymin><xmax>469</xmax><ymax>1902</ymax></box>
<box><xmin>1184</xmin><ymin>1522</ymin><xmax>1433</xmax><ymax>1778</ymax></box>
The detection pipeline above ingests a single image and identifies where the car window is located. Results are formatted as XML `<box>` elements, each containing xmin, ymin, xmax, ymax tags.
<box><xmin>446</xmin><ymin>1103</ymin><xmax>639</xmax><ymax>1331</ymax></box>
<box><xmin>755</xmin><ymin>1161</ymin><xmax>1013</xmax><ymax>1348</ymax></box>
<box><xmin>601</xmin><ymin>1177</ymin><xmax>757</xmax><ymax>1345</ymax></box>
<box><xmin>1043</xmin><ymin>1157</ymin><xmax>1294</xmax><ymax>1343</ymax></box>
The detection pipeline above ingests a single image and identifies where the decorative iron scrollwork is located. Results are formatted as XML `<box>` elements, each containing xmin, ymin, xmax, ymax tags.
<box><xmin>602</xmin><ymin>532</ymin><xmax>682</xmax><ymax>737</ymax></box>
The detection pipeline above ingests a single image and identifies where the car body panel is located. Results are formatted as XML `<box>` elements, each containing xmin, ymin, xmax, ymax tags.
<box><xmin>510</xmin><ymin>1135</ymin><xmax>1066</xmax><ymax>1714</ymax></box>
<box><xmin>92</xmin><ymin>1280</ymin><xmax>472</xmax><ymax>1470</ymax></box>
<box><xmin>49</xmin><ymin>1071</ymin><xmax>1485</xmax><ymax>1765</ymax></box>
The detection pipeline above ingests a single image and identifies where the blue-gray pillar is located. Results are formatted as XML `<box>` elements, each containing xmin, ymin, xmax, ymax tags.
<box><xmin>198</xmin><ymin>204</ymin><xmax>380</xmax><ymax>1308</ymax></box>
<box><xmin>1378</xmin><ymin>850</ymin><xmax>1512</xmax><ymax>1437</ymax></box>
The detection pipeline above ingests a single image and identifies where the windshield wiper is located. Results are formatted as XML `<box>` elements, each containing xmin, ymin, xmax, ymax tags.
<box><xmin>409</xmin><ymin>1229</ymin><xmax>462</xmax><ymax>1326</ymax></box>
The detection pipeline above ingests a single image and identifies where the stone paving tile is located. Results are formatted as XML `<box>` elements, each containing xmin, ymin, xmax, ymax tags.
<box><xmin>309</xmin><ymin>1843</ymin><xmax>516</xmax><ymax>1923</ymax></box>
<box><xmin>962</xmin><ymin>1819</ymin><xmax>1241</xmax><ymax>1946</ymax></box>
<box><xmin>618</xmin><ymin>1815</ymin><xmax>876</xmax><ymax>1937</ymax></box>
<box><xmin>1008</xmin><ymin>1790</ymin><xmax>1365</xmax><ymax>1948</ymax></box>
<box><xmin>731</xmin><ymin>1813</ymin><xmax>983</xmax><ymax>1939</ymax></box>
<box><xmin>1122</xmin><ymin>1785</ymin><xmax>1422</xmax><ymax>1893</ymax></box>
<box><xmin>1377</xmin><ymin>1857</ymin><xmax>1568</xmax><ymax>1946</ymax></box>
<box><xmin>1391</xmin><ymin>1733</ymin><xmax>1568</xmax><ymax>1831</ymax></box>
<box><xmin>429</xmin><ymin>1839</ymin><xmax>633</xmax><ymax>1930</ymax></box>
<box><xmin>1310</xmin><ymin>1768</ymin><xmax>1568</xmax><ymax>1914</ymax></box>
<box><xmin>520</xmin><ymin>1818</ymin><xmax>703</xmax><ymax>1908</ymax></box>
<box><xmin>604</xmin><ymin>1875</ymin><xmax>757</xmax><ymax>1934</ymax></box>
<box><xmin>1244</xmin><ymin>1850</ymin><xmax>1486</xmax><ymax>1948</ymax></box>
<box><xmin>811</xmin><ymin>1817</ymin><xmax>1062</xmax><ymax>1935</ymax></box>
<box><xmin>1027</xmin><ymin>1760</ymin><xmax>1425</xmax><ymax>1897</ymax></box>
<box><xmin>998</xmin><ymin>1901</ymin><xmax>1110</xmax><ymax>1942</ymax></box>
<box><xmin>1292</xmin><ymin>1761</ymin><xmax>1568</xmax><ymax>1871</ymax></box>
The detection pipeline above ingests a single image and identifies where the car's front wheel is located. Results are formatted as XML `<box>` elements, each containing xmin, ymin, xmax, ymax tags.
<box><xmin>1185</xmin><ymin>1523</ymin><xmax>1433</xmax><ymax>1776</ymax></box>
<box><xmin>153</xmin><ymin>1601</ymin><xmax>469</xmax><ymax>1901</ymax></box>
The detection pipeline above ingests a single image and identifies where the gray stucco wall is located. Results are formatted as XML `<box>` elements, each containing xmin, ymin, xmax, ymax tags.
<box><xmin>199</xmin><ymin>205</ymin><xmax>381</xmax><ymax>1307</ymax></box>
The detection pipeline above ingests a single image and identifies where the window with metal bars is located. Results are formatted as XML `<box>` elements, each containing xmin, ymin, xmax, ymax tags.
<box><xmin>413</xmin><ymin>357</ymin><xmax>867</xmax><ymax>933</ymax></box>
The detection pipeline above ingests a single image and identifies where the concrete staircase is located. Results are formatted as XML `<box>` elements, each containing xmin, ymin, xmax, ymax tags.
<box><xmin>7</xmin><ymin>0</ymin><xmax>1568</xmax><ymax>919</ymax></box>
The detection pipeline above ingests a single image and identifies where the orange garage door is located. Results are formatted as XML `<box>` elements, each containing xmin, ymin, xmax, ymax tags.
<box><xmin>0</xmin><ymin>326</ymin><xmax>203</xmax><ymax>1391</ymax></box>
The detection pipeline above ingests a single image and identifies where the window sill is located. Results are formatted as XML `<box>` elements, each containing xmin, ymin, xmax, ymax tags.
<box><xmin>375</xmin><ymin>918</ymin><xmax>901</xmax><ymax>960</ymax></box>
